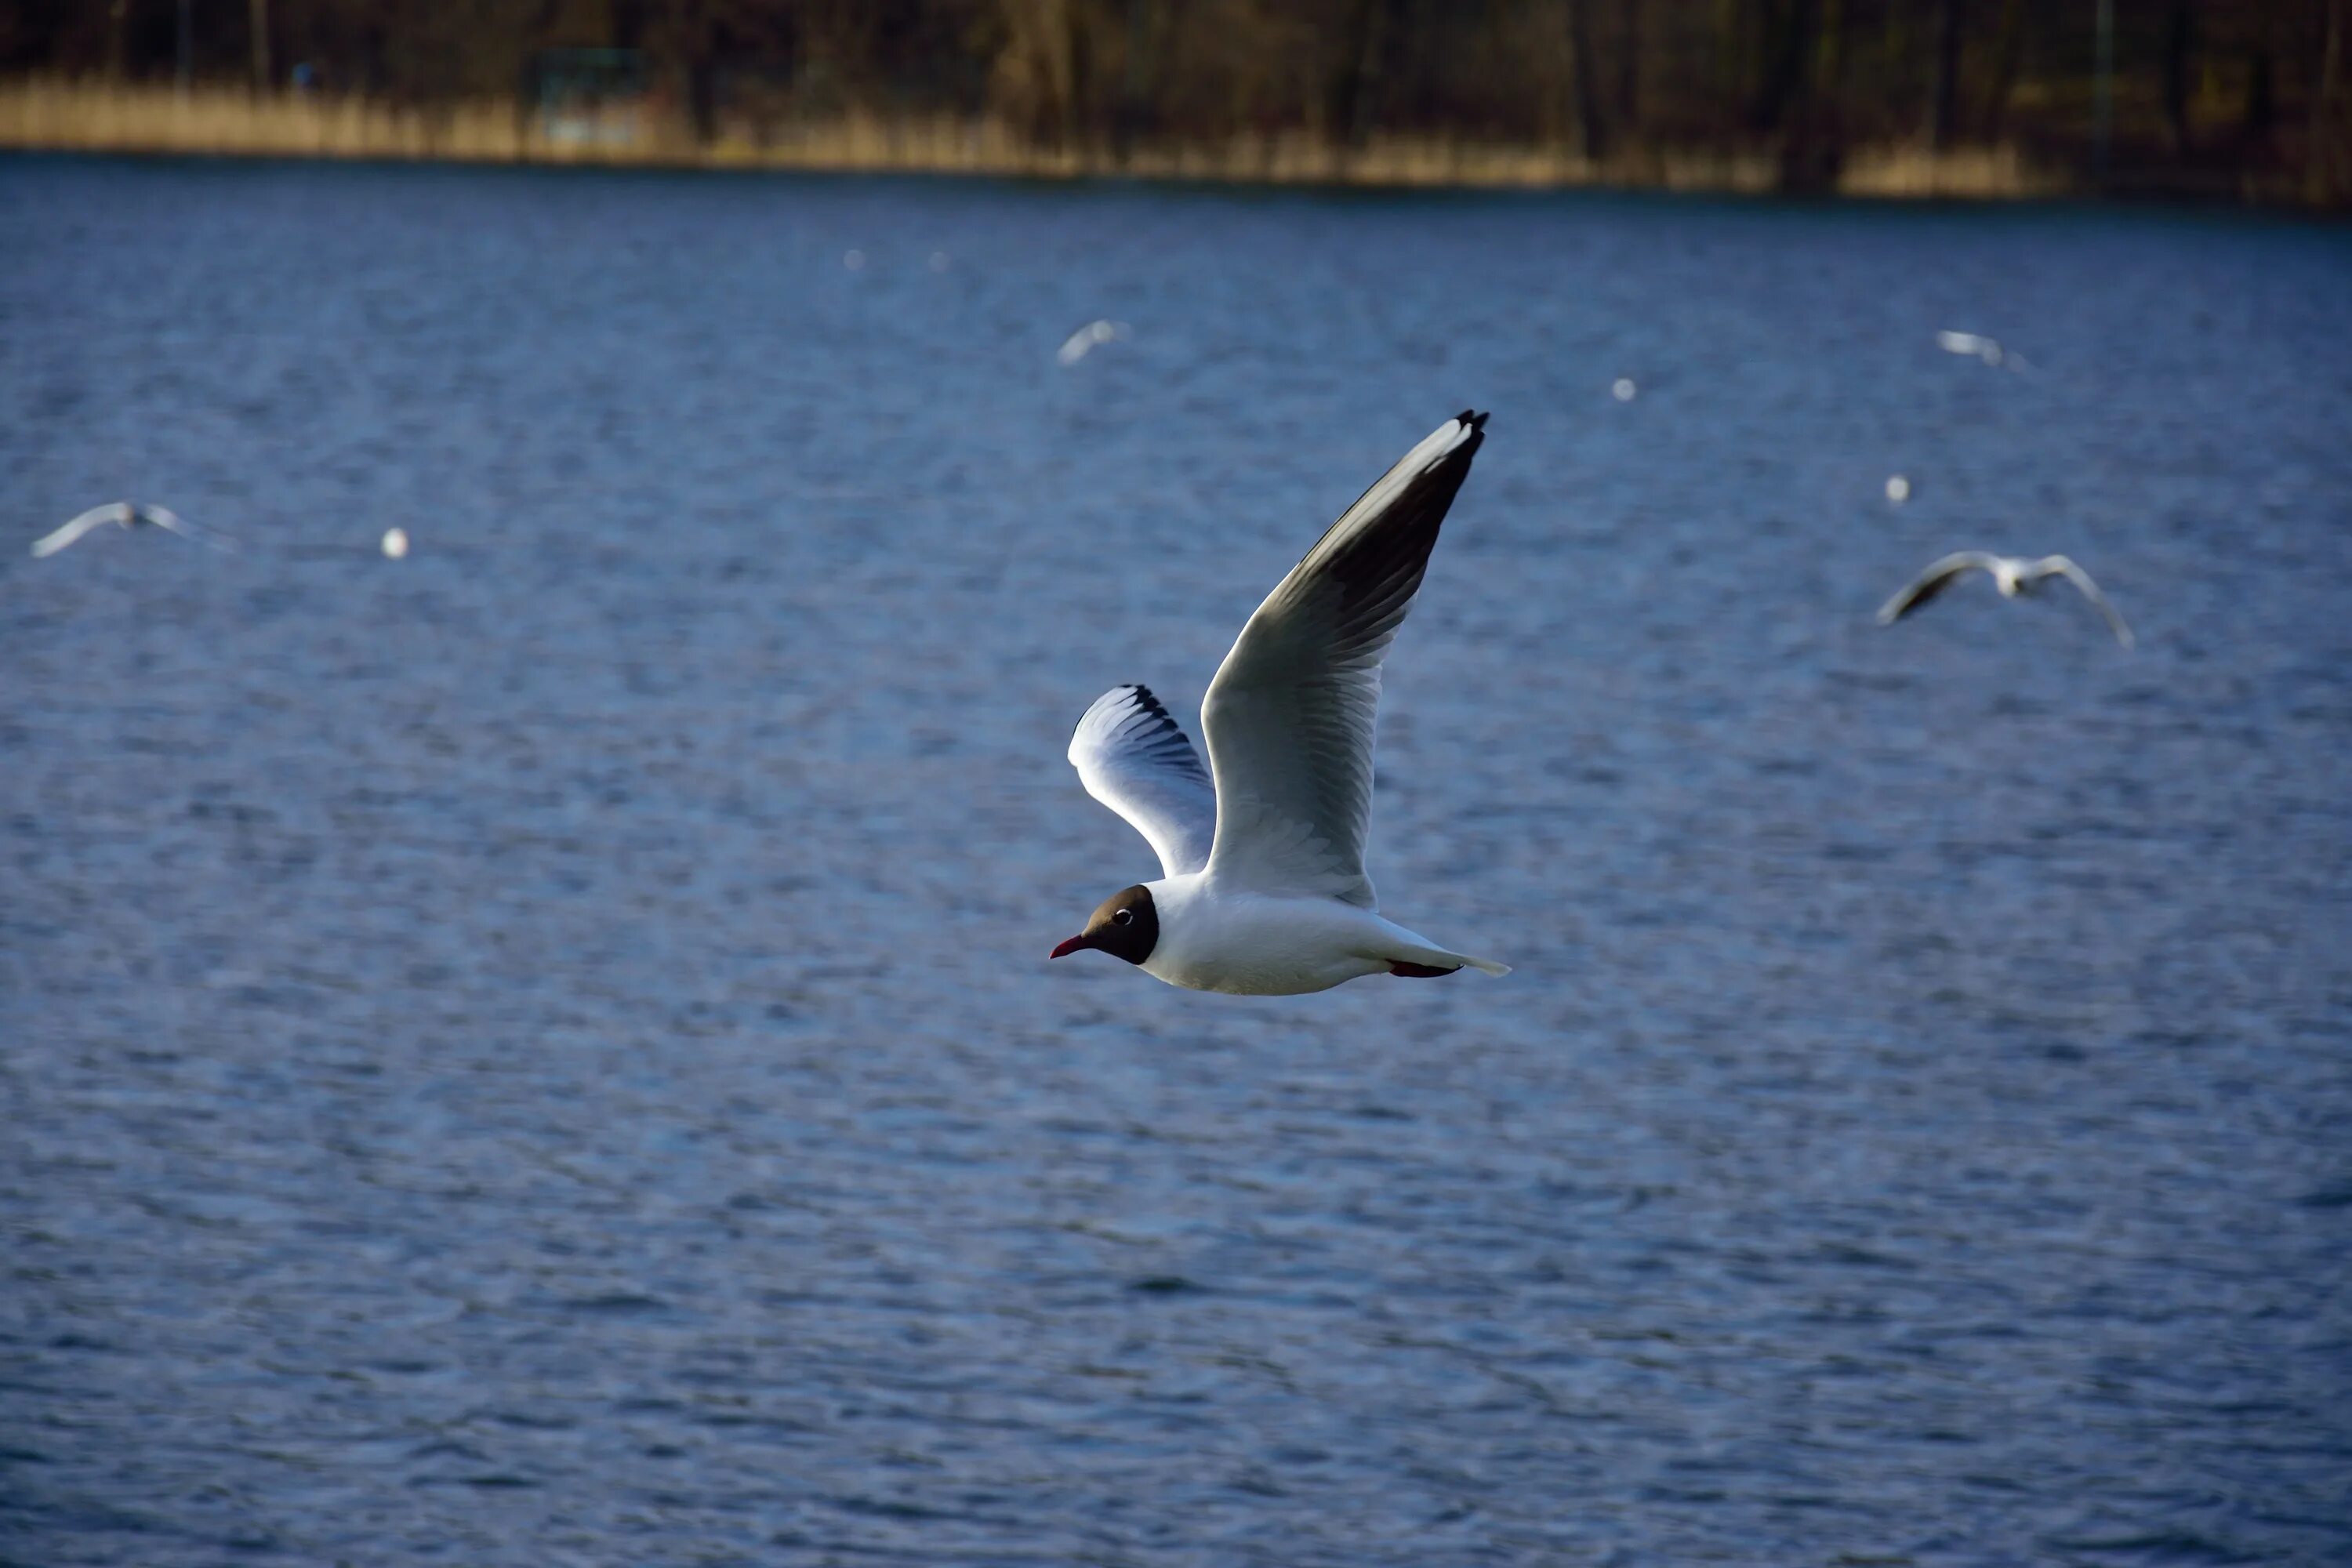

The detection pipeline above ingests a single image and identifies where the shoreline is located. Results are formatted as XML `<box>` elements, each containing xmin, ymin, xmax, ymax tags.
<box><xmin>0</xmin><ymin>78</ymin><xmax>2305</xmax><ymax>208</ymax></box>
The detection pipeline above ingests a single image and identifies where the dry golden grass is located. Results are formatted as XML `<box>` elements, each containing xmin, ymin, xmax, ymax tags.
<box><xmin>2</xmin><ymin>78</ymin><xmax>2059</xmax><ymax>201</ymax></box>
<box><xmin>1838</xmin><ymin>142</ymin><xmax>2066</xmax><ymax>200</ymax></box>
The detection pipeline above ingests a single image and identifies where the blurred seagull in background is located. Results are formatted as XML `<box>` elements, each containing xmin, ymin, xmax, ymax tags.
<box><xmin>30</xmin><ymin>501</ymin><xmax>230</xmax><ymax>558</ymax></box>
<box><xmin>1877</xmin><ymin>551</ymin><xmax>2133</xmax><ymax>648</ymax></box>
<box><xmin>1051</xmin><ymin>410</ymin><xmax>1509</xmax><ymax>995</ymax></box>
<box><xmin>1057</xmin><ymin>319</ymin><xmax>1130</xmax><ymax>366</ymax></box>
<box><xmin>1936</xmin><ymin>329</ymin><xmax>2027</xmax><ymax>371</ymax></box>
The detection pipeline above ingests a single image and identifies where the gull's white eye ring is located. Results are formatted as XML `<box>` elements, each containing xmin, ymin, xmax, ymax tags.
<box><xmin>1112</xmin><ymin>908</ymin><xmax>1136</xmax><ymax>927</ymax></box>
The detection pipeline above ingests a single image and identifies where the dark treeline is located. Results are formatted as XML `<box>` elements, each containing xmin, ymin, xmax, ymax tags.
<box><xmin>6</xmin><ymin>1</ymin><xmax>2348</xmax><ymax>199</ymax></box>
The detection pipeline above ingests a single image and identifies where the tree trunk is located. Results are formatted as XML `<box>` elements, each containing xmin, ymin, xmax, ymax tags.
<box><xmin>2162</xmin><ymin>5</ymin><xmax>2192</xmax><ymax>155</ymax></box>
<box><xmin>1044</xmin><ymin>0</ymin><xmax>1077</xmax><ymax>148</ymax></box>
<box><xmin>1928</xmin><ymin>0</ymin><xmax>1965</xmax><ymax>150</ymax></box>
<box><xmin>1617</xmin><ymin>0</ymin><xmax>1640</xmax><ymax>131</ymax></box>
<box><xmin>1793</xmin><ymin>0</ymin><xmax>1846</xmax><ymax>187</ymax></box>
<box><xmin>1000</xmin><ymin>0</ymin><xmax>1078</xmax><ymax>148</ymax></box>
<box><xmin>1751</xmin><ymin>0</ymin><xmax>1813</xmax><ymax>134</ymax></box>
<box><xmin>249</xmin><ymin>0</ymin><xmax>273</xmax><ymax>92</ymax></box>
<box><xmin>688</xmin><ymin>56</ymin><xmax>719</xmax><ymax>142</ymax></box>
<box><xmin>2313</xmin><ymin>0</ymin><xmax>2349</xmax><ymax>203</ymax></box>
<box><xmin>1569</xmin><ymin>0</ymin><xmax>1607</xmax><ymax>159</ymax></box>
<box><xmin>1339</xmin><ymin>0</ymin><xmax>1388</xmax><ymax>147</ymax></box>
<box><xmin>1814</xmin><ymin>0</ymin><xmax>1845</xmax><ymax>114</ymax></box>
<box><xmin>1716</xmin><ymin>0</ymin><xmax>1748</xmax><ymax>122</ymax></box>
<box><xmin>1113</xmin><ymin>0</ymin><xmax>1166</xmax><ymax>156</ymax></box>
<box><xmin>1979</xmin><ymin>0</ymin><xmax>2024</xmax><ymax>140</ymax></box>
<box><xmin>2245</xmin><ymin>45</ymin><xmax>2275</xmax><ymax>149</ymax></box>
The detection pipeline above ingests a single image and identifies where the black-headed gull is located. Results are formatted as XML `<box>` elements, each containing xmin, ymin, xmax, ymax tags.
<box><xmin>1051</xmin><ymin>411</ymin><xmax>1508</xmax><ymax>995</ymax></box>
<box><xmin>1877</xmin><ymin>551</ymin><xmax>2133</xmax><ymax>648</ymax></box>
<box><xmin>30</xmin><ymin>501</ymin><xmax>229</xmax><ymax>558</ymax></box>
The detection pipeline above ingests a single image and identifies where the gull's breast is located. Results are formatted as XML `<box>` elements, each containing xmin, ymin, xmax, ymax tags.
<box><xmin>1142</xmin><ymin>887</ymin><xmax>1392</xmax><ymax>996</ymax></box>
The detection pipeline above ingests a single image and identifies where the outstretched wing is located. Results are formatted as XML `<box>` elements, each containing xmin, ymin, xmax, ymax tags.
<box><xmin>1068</xmin><ymin>684</ymin><xmax>1217</xmax><ymax>878</ymax></box>
<box><xmin>30</xmin><ymin>503</ymin><xmax>130</xmax><ymax>558</ymax></box>
<box><xmin>1200</xmin><ymin>410</ymin><xmax>1488</xmax><ymax>908</ymax></box>
<box><xmin>1876</xmin><ymin>551</ymin><xmax>2001</xmax><ymax>624</ymax></box>
<box><xmin>136</xmin><ymin>504</ymin><xmax>235</xmax><ymax>553</ymax></box>
<box><xmin>2034</xmin><ymin>556</ymin><xmax>2134</xmax><ymax>648</ymax></box>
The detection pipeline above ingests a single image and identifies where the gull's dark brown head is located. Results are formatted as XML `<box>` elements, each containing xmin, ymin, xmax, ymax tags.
<box><xmin>1050</xmin><ymin>884</ymin><xmax>1158</xmax><ymax>966</ymax></box>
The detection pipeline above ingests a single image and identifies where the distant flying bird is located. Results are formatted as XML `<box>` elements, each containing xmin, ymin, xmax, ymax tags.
<box><xmin>1057</xmin><ymin>319</ymin><xmax>1130</xmax><ymax>366</ymax></box>
<box><xmin>1936</xmin><ymin>329</ymin><xmax>2027</xmax><ymax>371</ymax></box>
<box><xmin>1877</xmin><ymin>552</ymin><xmax>2133</xmax><ymax>648</ymax></box>
<box><xmin>1051</xmin><ymin>411</ymin><xmax>1509</xmax><ymax>995</ymax></box>
<box><xmin>30</xmin><ymin>501</ymin><xmax>230</xmax><ymax>558</ymax></box>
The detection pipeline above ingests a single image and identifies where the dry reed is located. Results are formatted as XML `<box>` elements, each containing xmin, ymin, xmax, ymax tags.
<box><xmin>2</xmin><ymin>78</ymin><xmax>2061</xmax><ymax>201</ymax></box>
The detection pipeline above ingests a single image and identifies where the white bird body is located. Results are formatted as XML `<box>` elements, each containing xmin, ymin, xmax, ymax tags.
<box><xmin>1135</xmin><ymin>877</ymin><xmax>1503</xmax><ymax>996</ymax></box>
<box><xmin>1935</xmin><ymin>328</ymin><xmax>2026</xmax><ymax>370</ymax></box>
<box><xmin>1052</xmin><ymin>411</ymin><xmax>1508</xmax><ymax>996</ymax></box>
<box><xmin>1877</xmin><ymin>550</ymin><xmax>2133</xmax><ymax>647</ymax></box>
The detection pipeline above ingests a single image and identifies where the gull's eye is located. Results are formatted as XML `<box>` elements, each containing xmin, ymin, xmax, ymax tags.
<box><xmin>1112</xmin><ymin>908</ymin><xmax>1135</xmax><ymax>927</ymax></box>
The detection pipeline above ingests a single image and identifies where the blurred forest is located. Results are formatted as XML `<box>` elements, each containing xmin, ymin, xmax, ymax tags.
<box><xmin>4</xmin><ymin>1</ymin><xmax>2347</xmax><ymax>203</ymax></box>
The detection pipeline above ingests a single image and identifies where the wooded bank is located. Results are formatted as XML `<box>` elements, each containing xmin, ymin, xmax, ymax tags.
<box><xmin>5</xmin><ymin>2</ymin><xmax>2345</xmax><ymax>205</ymax></box>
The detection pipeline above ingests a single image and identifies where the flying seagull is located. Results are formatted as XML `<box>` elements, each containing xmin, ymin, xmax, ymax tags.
<box><xmin>31</xmin><ymin>502</ymin><xmax>229</xmax><ymax>558</ymax></box>
<box><xmin>1936</xmin><ymin>329</ymin><xmax>2029</xmax><ymax>372</ymax></box>
<box><xmin>1877</xmin><ymin>551</ymin><xmax>2133</xmax><ymax>648</ymax></box>
<box><xmin>1057</xmin><ymin>319</ymin><xmax>1129</xmax><ymax>367</ymax></box>
<box><xmin>1051</xmin><ymin>411</ymin><xmax>1509</xmax><ymax>995</ymax></box>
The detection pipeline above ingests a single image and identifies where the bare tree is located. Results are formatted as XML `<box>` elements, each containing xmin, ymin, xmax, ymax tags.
<box><xmin>2162</xmin><ymin>2</ymin><xmax>2192</xmax><ymax>155</ymax></box>
<box><xmin>2304</xmin><ymin>0</ymin><xmax>2345</xmax><ymax>199</ymax></box>
<box><xmin>1929</xmin><ymin>0</ymin><xmax>1965</xmax><ymax>149</ymax></box>
<box><xmin>1568</xmin><ymin>0</ymin><xmax>1606</xmax><ymax>158</ymax></box>
<box><xmin>1979</xmin><ymin>0</ymin><xmax>2025</xmax><ymax>140</ymax></box>
<box><xmin>249</xmin><ymin>0</ymin><xmax>272</xmax><ymax>89</ymax></box>
<box><xmin>1616</xmin><ymin>0</ymin><xmax>1639</xmax><ymax>130</ymax></box>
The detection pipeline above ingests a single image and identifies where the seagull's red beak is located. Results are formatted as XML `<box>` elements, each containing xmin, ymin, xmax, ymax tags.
<box><xmin>1049</xmin><ymin>933</ymin><xmax>1096</xmax><ymax>960</ymax></box>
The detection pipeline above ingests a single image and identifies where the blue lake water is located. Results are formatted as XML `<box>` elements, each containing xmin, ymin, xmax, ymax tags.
<box><xmin>3</xmin><ymin>154</ymin><xmax>2350</xmax><ymax>1566</ymax></box>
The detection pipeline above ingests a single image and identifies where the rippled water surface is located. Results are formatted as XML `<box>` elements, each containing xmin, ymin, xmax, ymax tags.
<box><xmin>4</xmin><ymin>155</ymin><xmax>2350</xmax><ymax>1566</ymax></box>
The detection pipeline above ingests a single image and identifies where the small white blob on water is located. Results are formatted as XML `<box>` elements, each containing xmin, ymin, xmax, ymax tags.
<box><xmin>843</xmin><ymin>249</ymin><xmax>866</xmax><ymax>271</ymax></box>
<box><xmin>382</xmin><ymin>527</ymin><xmax>409</xmax><ymax>559</ymax></box>
<box><xmin>1885</xmin><ymin>475</ymin><xmax>1911</xmax><ymax>503</ymax></box>
<box><xmin>928</xmin><ymin>251</ymin><xmax>950</xmax><ymax>272</ymax></box>
<box><xmin>1612</xmin><ymin>377</ymin><xmax>1637</xmax><ymax>402</ymax></box>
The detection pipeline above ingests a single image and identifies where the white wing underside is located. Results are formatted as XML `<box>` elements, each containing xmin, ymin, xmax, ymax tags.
<box><xmin>30</xmin><ymin>503</ymin><xmax>132</xmax><ymax>558</ymax></box>
<box><xmin>1068</xmin><ymin>684</ymin><xmax>1217</xmax><ymax>879</ymax></box>
<box><xmin>29</xmin><ymin>503</ymin><xmax>218</xmax><ymax>558</ymax></box>
<box><xmin>2031</xmin><ymin>555</ymin><xmax>2135</xmax><ymax>647</ymax></box>
<box><xmin>1875</xmin><ymin>551</ymin><xmax>2002</xmax><ymax>622</ymax></box>
<box><xmin>1200</xmin><ymin>412</ymin><xmax>1487</xmax><ymax>908</ymax></box>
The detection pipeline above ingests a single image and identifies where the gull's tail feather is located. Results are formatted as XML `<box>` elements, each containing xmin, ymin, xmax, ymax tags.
<box><xmin>1381</xmin><ymin>928</ymin><xmax>1511</xmax><ymax>978</ymax></box>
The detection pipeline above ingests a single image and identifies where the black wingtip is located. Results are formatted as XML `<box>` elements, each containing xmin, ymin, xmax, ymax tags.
<box><xmin>1106</xmin><ymin>683</ymin><xmax>1183</xmax><ymax>738</ymax></box>
<box><xmin>1457</xmin><ymin>408</ymin><xmax>1489</xmax><ymax>433</ymax></box>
